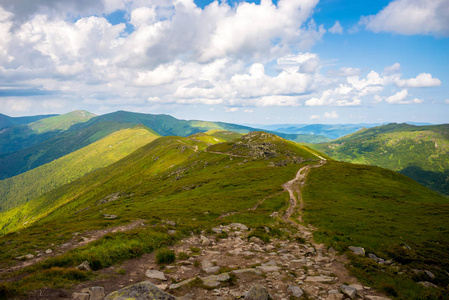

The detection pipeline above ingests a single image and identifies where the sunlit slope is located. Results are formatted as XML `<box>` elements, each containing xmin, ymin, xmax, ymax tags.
<box><xmin>0</xmin><ymin>110</ymin><xmax>95</xmax><ymax>155</ymax></box>
<box><xmin>303</xmin><ymin>161</ymin><xmax>449</xmax><ymax>298</ymax></box>
<box><xmin>0</xmin><ymin>113</ymin><xmax>57</xmax><ymax>130</ymax></box>
<box><xmin>0</xmin><ymin>126</ymin><xmax>159</xmax><ymax>213</ymax></box>
<box><xmin>311</xmin><ymin>123</ymin><xmax>449</xmax><ymax>194</ymax></box>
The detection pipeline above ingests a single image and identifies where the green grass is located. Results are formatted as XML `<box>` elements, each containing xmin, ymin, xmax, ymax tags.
<box><xmin>155</xmin><ymin>248</ymin><xmax>176</xmax><ymax>265</ymax></box>
<box><xmin>28</xmin><ymin>110</ymin><xmax>95</xmax><ymax>134</ymax></box>
<box><xmin>303</xmin><ymin>161</ymin><xmax>449</xmax><ymax>299</ymax></box>
<box><xmin>0</xmin><ymin>126</ymin><xmax>159</xmax><ymax>212</ymax></box>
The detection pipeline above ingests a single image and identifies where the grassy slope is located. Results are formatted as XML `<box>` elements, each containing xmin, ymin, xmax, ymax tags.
<box><xmin>303</xmin><ymin>161</ymin><xmax>449</xmax><ymax>298</ymax></box>
<box><xmin>0</xmin><ymin>132</ymin><xmax>321</xmax><ymax>294</ymax></box>
<box><xmin>0</xmin><ymin>111</ymin><xmax>95</xmax><ymax>155</ymax></box>
<box><xmin>310</xmin><ymin>123</ymin><xmax>449</xmax><ymax>195</ymax></box>
<box><xmin>0</xmin><ymin>126</ymin><xmax>160</xmax><ymax>213</ymax></box>
<box><xmin>0</xmin><ymin>113</ymin><xmax>57</xmax><ymax>130</ymax></box>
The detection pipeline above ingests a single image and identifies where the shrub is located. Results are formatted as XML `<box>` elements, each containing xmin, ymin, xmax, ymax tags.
<box><xmin>177</xmin><ymin>252</ymin><xmax>189</xmax><ymax>260</ymax></box>
<box><xmin>386</xmin><ymin>244</ymin><xmax>418</xmax><ymax>264</ymax></box>
<box><xmin>155</xmin><ymin>248</ymin><xmax>176</xmax><ymax>265</ymax></box>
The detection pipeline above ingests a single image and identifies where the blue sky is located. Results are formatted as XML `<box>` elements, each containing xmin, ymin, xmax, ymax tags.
<box><xmin>0</xmin><ymin>0</ymin><xmax>447</xmax><ymax>124</ymax></box>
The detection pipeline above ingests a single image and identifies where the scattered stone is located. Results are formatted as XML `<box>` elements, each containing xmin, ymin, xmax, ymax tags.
<box><xmin>103</xmin><ymin>214</ymin><xmax>117</xmax><ymax>219</ymax></box>
<box><xmin>256</xmin><ymin>265</ymin><xmax>281</xmax><ymax>272</ymax></box>
<box><xmin>365</xmin><ymin>296</ymin><xmax>391</xmax><ymax>300</ymax></box>
<box><xmin>72</xmin><ymin>292</ymin><xmax>90</xmax><ymax>300</ymax></box>
<box><xmin>156</xmin><ymin>284</ymin><xmax>168</xmax><ymax>291</ymax></box>
<box><xmin>146</xmin><ymin>269</ymin><xmax>167</xmax><ymax>281</ymax></box>
<box><xmin>348</xmin><ymin>246</ymin><xmax>365</xmax><ymax>256</ymax></box>
<box><xmin>166</xmin><ymin>220</ymin><xmax>176</xmax><ymax>226</ymax></box>
<box><xmin>340</xmin><ymin>285</ymin><xmax>357</xmax><ymax>299</ymax></box>
<box><xmin>202</xmin><ymin>273</ymin><xmax>230</xmax><ymax>288</ymax></box>
<box><xmin>287</xmin><ymin>285</ymin><xmax>304</xmax><ymax>298</ymax></box>
<box><xmin>229</xmin><ymin>223</ymin><xmax>248</xmax><ymax>231</ymax></box>
<box><xmin>231</xmin><ymin>268</ymin><xmax>262</xmax><ymax>276</ymax></box>
<box><xmin>327</xmin><ymin>294</ymin><xmax>345</xmax><ymax>300</ymax></box>
<box><xmin>81</xmin><ymin>287</ymin><xmax>105</xmax><ymax>300</ymax></box>
<box><xmin>201</xmin><ymin>260</ymin><xmax>213</xmax><ymax>268</ymax></box>
<box><xmin>244</xmin><ymin>285</ymin><xmax>270</xmax><ymax>300</ymax></box>
<box><xmin>212</xmin><ymin>227</ymin><xmax>223</xmax><ymax>234</ymax></box>
<box><xmin>76</xmin><ymin>261</ymin><xmax>91</xmax><ymax>272</ymax></box>
<box><xmin>200</xmin><ymin>235</ymin><xmax>211</xmax><ymax>246</ymax></box>
<box><xmin>106</xmin><ymin>281</ymin><xmax>176</xmax><ymax>299</ymax></box>
<box><xmin>348</xmin><ymin>284</ymin><xmax>364</xmax><ymax>291</ymax></box>
<box><xmin>45</xmin><ymin>249</ymin><xmax>53</xmax><ymax>254</ymax></box>
<box><xmin>168</xmin><ymin>230</ymin><xmax>177</xmax><ymax>235</ymax></box>
<box><xmin>16</xmin><ymin>253</ymin><xmax>35</xmax><ymax>260</ymax></box>
<box><xmin>169</xmin><ymin>277</ymin><xmax>198</xmax><ymax>290</ymax></box>
<box><xmin>304</xmin><ymin>275</ymin><xmax>336</xmax><ymax>282</ymax></box>
<box><xmin>424</xmin><ymin>270</ymin><xmax>435</xmax><ymax>279</ymax></box>
<box><xmin>203</xmin><ymin>266</ymin><xmax>220</xmax><ymax>274</ymax></box>
<box><xmin>418</xmin><ymin>281</ymin><xmax>438</xmax><ymax>288</ymax></box>
<box><xmin>249</xmin><ymin>236</ymin><xmax>264</xmax><ymax>245</ymax></box>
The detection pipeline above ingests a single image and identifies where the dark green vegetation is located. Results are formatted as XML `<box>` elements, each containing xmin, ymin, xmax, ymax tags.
<box><xmin>0</xmin><ymin>113</ymin><xmax>57</xmax><ymax>130</ymax></box>
<box><xmin>0</xmin><ymin>126</ymin><xmax>159</xmax><ymax>212</ymax></box>
<box><xmin>0</xmin><ymin>110</ymin><xmax>326</xmax><ymax>181</ymax></box>
<box><xmin>155</xmin><ymin>248</ymin><xmax>176</xmax><ymax>265</ymax></box>
<box><xmin>303</xmin><ymin>161</ymin><xmax>449</xmax><ymax>299</ymax></box>
<box><xmin>0</xmin><ymin>131</ymin><xmax>322</xmax><ymax>296</ymax></box>
<box><xmin>310</xmin><ymin>123</ymin><xmax>449</xmax><ymax>195</ymax></box>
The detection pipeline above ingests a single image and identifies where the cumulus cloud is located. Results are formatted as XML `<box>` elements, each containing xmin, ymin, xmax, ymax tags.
<box><xmin>361</xmin><ymin>0</ymin><xmax>449</xmax><ymax>36</ymax></box>
<box><xmin>383</xmin><ymin>63</ymin><xmax>401</xmax><ymax>74</ymax></box>
<box><xmin>324</xmin><ymin>111</ymin><xmax>338</xmax><ymax>119</ymax></box>
<box><xmin>328</xmin><ymin>21</ymin><xmax>343</xmax><ymax>34</ymax></box>
<box><xmin>386</xmin><ymin>89</ymin><xmax>423</xmax><ymax>104</ymax></box>
<box><xmin>395</xmin><ymin>73</ymin><xmax>442</xmax><ymax>88</ymax></box>
<box><xmin>309</xmin><ymin>114</ymin><xmax>320</xmax><ymax>120</ymax></box>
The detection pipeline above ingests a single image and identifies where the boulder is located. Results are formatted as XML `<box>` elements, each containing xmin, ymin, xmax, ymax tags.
<box><xmin>419</xmin><ymin>281</ymin><xmax>438</xmax><ymax>288</ymax></box>
<box><xmin>244</xmin><ymin>285</ymin><xmax>270</xmax><ymax>300</ymax></box>
<box><xmin>103</xmin><ymin>214</ymin><xmax>117</xmax><ymax>219</ymax></box>
<box><xmin>287</xmin><ymin>285</ymin><xmax>304</xmax><ymax>298</ymax></box>
<box><xmin>249</xmin><ymin>236</ymin><xmax>264</xmax><ymax>245</ymax></box>
<box><xmin>202</xmin><ymin>273</ymin><xmax>230</xmax><ymax>288</ymax></box>
<box><xmin>229</xmin><ymin>223</ymin><xmax>248</xmax><ymax>231</ymax></box>
<box><xmin>146</xmin><ymin>269</ymin><xmax>167</xmax><ymax>281</ymax></box>
<box><xmin>72</xmin><ymin>293</ymin><xmax>90</xmax><ymax>300</ymax></box>
<box><xmin>424</xmin><ymin>270</ymin><xmax>435</xmax><ymax>279</ymax></box>
<box><xmin>304</xmin><ymin>276</ymin><xmax>336</xmax><ymax>282</ymax></box>
<box><xmin>340</xmin><ymin>285</ymin><xmax>357</xmax><ymax>299</ymax></box>
<box><xmin>365</xmin><ymin>296</ymin><xmax>391</xmax><ymax>300</ymax></box>
<box><xmin>106</xmin><ymin>281</ymin><xmax>176</xmax><ymax>299</ymax></box>
<box><xmin>212</xmin><ymin>227</ymin><xmax>223</xmax><ymax>234</ymax></box>
<box><xmin>200</xmin><ymin>235</ymin><xmax>211</xmax><ymax>246</ymax></box>
<box><xmin>81</xmin><ymin>287</ymin><xmax>105</xmax><ymax>300</ymax></box>
<box><xmin>348</xmin><ymin>246</ymin><xmax>365</xmax><ymax>256</ymax></box>
<box><xmin>169</xmin><ymin>277</ymin><xmax>197</xmax><ymax>290</ymax></box>
<box><xmin>203</xmin><ymin>266</ymin><xmax>220</xmax><ymax>274</ymax></box>
<box><xmin>76</xmin><ymin>261</ymin><xmax>92</xmax><ymax>272</ymax></box>
<box><xmin>45</xmin><ymin>249</ymin><xmax>53</xmax><ymax>254</ymax></box>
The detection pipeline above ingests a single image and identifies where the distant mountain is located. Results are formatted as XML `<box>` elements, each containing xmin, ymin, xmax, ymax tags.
<box><xmin>0</xmin><ymin>125</ymin><xmax>159</xmax><ymax>213</ymax></box>
<box><xmin>0</xmin><ymin>113</ymin><xmax>57</xmax><ymax>130</ymax></box>
<box><xmin>0</xmin><ymin>110</ymin><xmax>95</xmax><ymax>155</ymax></box>
<box><xmin>310</xmin><ymin>123</ymin><xmax>449</xmax><ymax>195</ymax></box>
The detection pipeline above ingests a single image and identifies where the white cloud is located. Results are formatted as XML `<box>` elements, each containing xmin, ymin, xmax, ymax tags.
<box><xmin>383</xmin><ymin>63</ymin><xmax>401</xmax><ymax>74</ymax></box>
<box><xmin>361</xmin><ymin>0</ymin><xmax>449</xmax><ymax>36</ymax></box>
<box><xmin>309</xmin><ymin>114</ymin><xmax>320</xmax><ymax>120</ymax></box>
<box><xmin>329</xmin><ymin>21</ymin><xmax>343</xmax><ymax>34</ymax></box>
<box><xmin>445</xmin><ymin>99</ymin><xmax>449</xmax><ymax>104</ymax></box>
<box><xmin>324</xmin><ymin>111</ymin><xmax>338</xmax><ymax>119</ymax></box>
<box><xmin>395</xmin><ymin>73</ymin><xmax>441</xmax><ymax>88</ymax></box>
<box><xmin>243</xmin><ymin>109</ymin><xmax>254</xmax><ymax>113</ymax></box>
<box><xmin>386</xmin><ymin>89</ymin><xmax>423</xmax><ymax>104</ymax></box>
<box><xmin>225</xmin><ymin>107</ymin><xmax>238</xmax><ymax>113</ymax></box>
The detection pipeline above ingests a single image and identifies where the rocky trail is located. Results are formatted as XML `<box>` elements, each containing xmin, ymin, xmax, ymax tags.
<box><xmin>24</xmin><ymin>162</ymin><xmax>390</xmax><ymax>300</ymax></box>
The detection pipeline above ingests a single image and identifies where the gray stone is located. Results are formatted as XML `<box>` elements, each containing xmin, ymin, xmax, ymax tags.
<box><xmin>304</xmin><ymin>276</ymin><xmax>335</xmax><ymax>282</ymax></box>
<box><xmin>244</xmin><ymin>285</ymin><xmax>270</xmax><ymax>300</ymax></box>
<box><xmin>146</xmin><ymin>269</ymin><xmax>167</xmax><ymax>281</ymax></box>
<box><xmin>340</xmin><ymin>285</ymin><xmax>357</xmax><ymax>299</ymax></box>
<box><xmin>106</xmin><ymin>281</ymin><xmax>176</xmax><ymax>299</ymax></box>
<box><xmin>249</xmin><ymin>236</ymin><xmax>264</xmax><ymax>244</ymax></box>
<box><xmin>200</xmin><ymin>235</ymin><xmax>211</xmax><ymax>246</ymax></box>
<box><xmin>16</xmin><ymin>253</ymin><xmax>34</xmax><ymax>260</ymax></box>
<box><xmin>169</xmin><ymin>277</ymin><xmax>197</xmax><ymax>290</ymax></box>
<box><xmin>45</xmin><ymin>249</ymin><xmax>53</xmax><ymax>254</ymax></box>
<box><xmin>167</xmin><ymin>230</ymin><xmax>177</xmax><ymax>235</ymax></box>
<box><xmin>229</xmin><ymin>223</ymin><xmax>248</xmax><ymax>231</ymax></box>
<box><xmin>201</xmin><ymin>260</ymin><xmax>213</xmax><ymax>268</ymax></box>
<box><xmin>232</xmin><ymin>268</ymin><xmax>262</xmax><ymax>276</ymax></box>
<box><xmin>212</xmin><ymin>227</ymin><xmax>223</xmax><ymax>234</ymax></box>
<box><xmin>103</xmin><ymin>214</ymin><xmax>117</xmax><ymax>219</ymax></box>
<box><xmin>365</xmin><ymin>296</ymin><xmax>391</xmax><ymax>300</ymax></box>
<box><xmin>348</xmin><ymin>246</ymin><xmax>365</xmax><ymax>256</ymax></box>
<box><xmin>81</xmin><ymin>287</ymin><xmax>105</xmax><ymax>300</ymax></box>
<box><xmin>165</xmin><ymin>220</ymin><xmax>176</xmax><ymax>226</ymax></box>
<box><xmin>418</xmin><ymin>281</ymin><xmax>438</xmax><ymax>288</ymax></box>
<box><xmin>348</xmin><ymin>284</ymin><xmax>364</xmax><ymax>291</ymax></box>
<box><xmin>72</xmin><ymin>292</ymin><xmax>90</xmax><ymax>300</ymax></box>
<box><xmin>424</xmin><ymin>270</ymin><xmax>435</xmax><ymax>279</ymax></box>
<box><xmin>202</xmin><ymin>273</ymin><xmax>230</xmax><ymax>288</ymax></box>
<box><xmin>76</xmin><ymin>261</ymin><xmax>92</xmax><ymax>272</ymax></box>
<box><xmin>288</xmin><ymin>285</ymin><xmax>304</xmax><ymax>298</ymax></box>
<box><xmin>256</xmin><ymin>265</ymin><xmax>281</xmax><ymax>272</ymax></box>
<box><xmin>203</xmin><ymin>266</ymin><xmax>220</xmax><ymax>274</ymax></box>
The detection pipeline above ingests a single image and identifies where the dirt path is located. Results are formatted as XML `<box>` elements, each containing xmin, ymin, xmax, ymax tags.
<box><xmin>2</xmin><ymin>219</ymin><xmax>146</xmax><ymax>274</ymax></box>
<box><xmin>205</xmin><ymin>150</ymin><xmax>251</xmax><ymax>158</ymax></box>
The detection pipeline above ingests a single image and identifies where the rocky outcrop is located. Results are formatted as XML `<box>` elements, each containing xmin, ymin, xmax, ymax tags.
<box><xmin>105</xmin><ymin>281</ymin><xmax>176</xmax><ymax>300</ymax></box>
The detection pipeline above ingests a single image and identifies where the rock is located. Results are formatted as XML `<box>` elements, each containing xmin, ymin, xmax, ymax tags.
<box><xmin>167</xmin><ymin>230</ymin><xmax>177</xmax><ymax>235</ymax></box>
<box><xmin>169</xmin><ymin>277</ymin><xmax>198</xmax><ymax>290</ymax></box>
<box><xmin>156</xmin><ymin>284</ymin><xmax>168</xmax><ymax>291</ymax></box>
<box><xmin>249</xmin><ymin>236</ymin><xmax>264</xmax><ymax>244</ymax></box>
<box><xmin>72</xmin><ymin>292</ymin><xmax>90</xmax><ymax>300</ymax></box>
<box><xmin>340</xmin><ymin>285</ymin><xmax>357</xmax><ymax>299</ymax></box>
<box><xmin>231</xmin><ymin>268</ymin><xmax>262</xmax><ymax>276</ymax></box>
<box><xmin>287</xmin><ymin>285</ymin><xmax>304</xmax><ymax>298</ymax></box>
<box><xmin>229</xmin><ymin>223</ymin><xmax>248</xmax><ymax>231</ymax></box>
<box><xmin>81</xmin><ymin>287</ymin><xmax>105</xmax><ymax>300</ymax></box>
<box><xmin>16</xmin><ymin>253</ymin><xmax>34</xmax><ymax>260</ymax></box>
<box><xmin>45</xmin><ymin>249</ymin><xmax>53</xmax><ymax>254</ymax></box>
<box><xmin>76</xmin><ymin>261</ymin><xmax>92</xmax><ymax>272</ymax></box>
<box><xmin>244</xmin><ymin>285</ymin><xmax>270</xmax><ymax>300</ymax></box>
<box><xmin>201</xmin><ymin>260</ymin><xmax>214</xmax><ymax>268</ymax></box>
<box><xmin>212</xmin><ymin>227</ymin><xmax>223</xmax><ymax>234</ymax></box>
<box><xmin>326</xmin><ymin>294</ymin><xmax>344</xmax><ymax>300</ymax></box>
<box><xmin>146</xmin><ymin>269</ymin><xmax>167</xmax><ymax>281</ymax></box>
<box><xmin>103</xmin><ymin>214</ymin><xmax>117</xmax><ymax>219</ymax></box>
<box><xmin>348</xmin><ymin>246</ymin><xmax>365</xmax><ymax>256</ymax></box>
<box><xmin>106</xmin><ymin>281</ymin><xmax>176</xmax><ymax>299</ymax></box>
<box><xmin>203</xmin><ymin>266</ymin><xmax>220</xmax><ymax>274</ymax></box>
<box><xmin>348</xmin><ymin>284</ymin><xmax>364</xmax><ymax>291</ymax></box>
<box><xmin>256</xmin><ymin>265</ymin><xmax>281</xmax><ymax>272</ymax></box>
<box><xmin>200</xmin><ymin>235</ymin><xmax>211</xmax><ymax>246</ymax></box>
<box><xmin>165</xmin><ymin>220</ymin><xmax>176</xmax><ymax>226</ymax></box>
<box><xmin>419</xmin><ymin>281</ymin><xmax>438</xmax><ymax>288</ymax></box>
<box><xmin>304</xmin><ymin>276</ymin><xmax>336</xmax><ymax>282</ymax></box>
<box><xmin>202</xmin><ymin>273</ymin><xmax>230</xmax><ymax>288</ymax></box>
<box><xmin>424</xmin><ymin>270</ymin><xmax>435</xmax><ymax>279</ymax></box>
<box><xmin>365</xmin><ymin>296</ymin><xmax>391</xmax><ymax>300</ymax></box>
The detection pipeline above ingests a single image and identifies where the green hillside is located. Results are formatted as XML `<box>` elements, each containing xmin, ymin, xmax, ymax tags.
<box><xmin>0</xmin><ymin>111</ymin><xmax>95</xmax><ymax>155</ymax></box>
<box><xmin>0</xmin><ymin>126</ymin><xmax>159</xmax><ymax>213</ymax></box>
<box><xmin>0</xmin><ymin>113</ymin><xmax>57</xmax><ymax>130</ymax></box>
<box><xmin>310</xmin><ymin>123</ymin><xmax>449</xmax><ymax>194</ymax></box>
<box><xmin>303</xmin><ymin>161</ymin><xmax>449</xmax><ymax>298</ymax></box>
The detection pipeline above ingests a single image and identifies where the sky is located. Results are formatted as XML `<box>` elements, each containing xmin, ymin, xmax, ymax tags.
<box><xmin>0</xmin><ymin>0</ymin><xmax>448</xmax><ymax>124</ymax></box>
